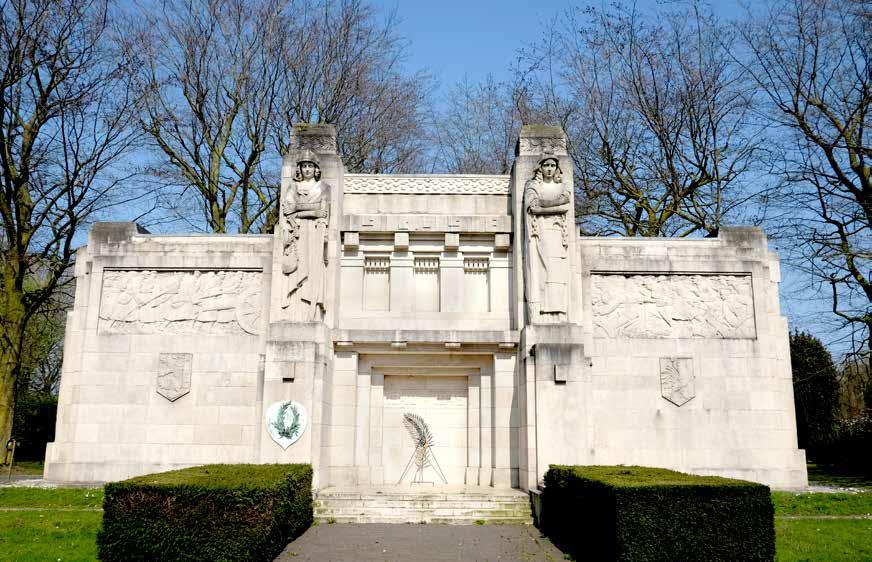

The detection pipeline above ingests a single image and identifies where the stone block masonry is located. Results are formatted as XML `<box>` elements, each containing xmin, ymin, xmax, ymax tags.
<box><xmin>45</xmin><ymin>124</ymin><xmax>807</xmax><ymax>489</ymax></box>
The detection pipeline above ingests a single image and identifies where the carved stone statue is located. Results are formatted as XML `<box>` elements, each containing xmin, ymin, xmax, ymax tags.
<box><xmin>281</xmin><ymin>150</ymin><xmax>331</xmax><ymax>321</ymax></box>
<box><xmin>524</xmin><ymin>156</ymin><xmax>570</xmax><ymax>322</ymax></box>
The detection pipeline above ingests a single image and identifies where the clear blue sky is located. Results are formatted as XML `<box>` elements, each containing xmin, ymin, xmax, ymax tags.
<box><xmin>375</xmin><ymin>1</ymin><xmax>746</xmax><ymax>95</ymax></box>
<box><xmin>374</xmin><ymin>0</ymin><xmax>553</xmax><ymax>90</ymax></box>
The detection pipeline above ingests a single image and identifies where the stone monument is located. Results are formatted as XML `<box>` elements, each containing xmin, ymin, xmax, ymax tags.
<box><xmin>44</xmin><ymin>124</ymin><xmax>808</xmax><ymax>489</ymax></box>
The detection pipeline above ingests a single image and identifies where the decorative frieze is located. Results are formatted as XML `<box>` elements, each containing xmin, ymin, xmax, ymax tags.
<box><xmin>518</xmin><ymin>136</ymin><xmax>568</xmax><ymax>156</ymax></box>
<box><xmin>344</xmin><ymin>174</ymin><xmax>510</xmax><ymax>194</ymax></box>
<box><xmin>99</xmin><ymin>270</ymin><xmax>262</xmax><ymax>335</ymax></box>
<box><xmin>289</xmin><ymin>132</ymin><xmax>337</xmax><ymax>153</ymax></box>
<box><xmin>591</xmin><ymin>274</ymin><xmax>756</xmax><ymax>339</ymax></box>
<box><xmin>414</xmin><ymin>257</ymin><xmax>440</xmax><ymax>273</ymax></box>
<box><xmin>363</xmin><ymin>256</ymin><xmax>391</xmax><ymax>272</ymax></box>
<box><xmin>463</xmin><ymin>257</ymin><xmax>489</xmax><ymax>273</ymax></box>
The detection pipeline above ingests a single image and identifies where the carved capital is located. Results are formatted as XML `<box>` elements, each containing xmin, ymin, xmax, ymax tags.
<box><xmin>290</xmin><ymin>123</ymin><xmax>337</xmax><ymax>154</ymax></box>
<box><xmin>517</xmin><ymin>125</ymin><xmax>568</xmax><ymax>156</ymax></box>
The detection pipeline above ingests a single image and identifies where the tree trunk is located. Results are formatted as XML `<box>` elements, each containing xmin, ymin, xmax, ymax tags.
<box><xmin>0</xmin><ymin>314</ymin><xmax>24</xmax><ymax>453</ymax></box>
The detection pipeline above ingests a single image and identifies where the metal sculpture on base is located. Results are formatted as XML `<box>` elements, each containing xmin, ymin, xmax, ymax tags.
<box><xmin>398</xmin><ymin>413</ymin><xmax>448</xmax><ymax>485</ymax></box>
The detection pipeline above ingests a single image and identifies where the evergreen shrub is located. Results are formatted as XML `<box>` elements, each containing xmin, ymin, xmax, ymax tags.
<box><xmin>97</xmin><ymin>464</ymin><xmax>312</xmax><ymax>561</ymax></box>
<box><xmin>542</xmin><ymin>465</ymin><xmax>774</xmax><ymax>561</ymax></box>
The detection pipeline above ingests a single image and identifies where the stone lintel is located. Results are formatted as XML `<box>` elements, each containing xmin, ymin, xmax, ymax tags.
<box><xmin>343</xmin><ymin>214</ymin><xmax>512</xmax><ymax>234</ymax></box>
<box><xmin>331</xmin><ymin>329</ymin><xmax>520</xmax><ymax>347</ymax></box>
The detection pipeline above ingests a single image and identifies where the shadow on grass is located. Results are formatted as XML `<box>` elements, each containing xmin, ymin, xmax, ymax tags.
<box><xmin>807</xmin><ymin>463</ymin><xmax>872</xmax><ymax>488</ymax></box>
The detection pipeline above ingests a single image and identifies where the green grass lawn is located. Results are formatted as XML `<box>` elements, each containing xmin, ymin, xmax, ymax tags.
<box><xmin>776</xmin><ymin>519</ymin><xmax>872</xmax><ymax>561</ymax></box>
<box><xmin>807</xmin><ymin>463</ymin><xmax>872</xmax><ymax>489</ymax></box>
<box><xmin>774</xmin><ymin>488</ymin><xmax>872</xmax><ymax>561</ymax></box>
<box><xmin>773</xmin><ymin>491</ymin><xmax>872</xmax><ymax>516</ymax></box>
<box><xmin>0</xmin><ymin>488</ymin><xmax>103</xmax><ymax>562</ymax></box>
<box><xmin>0</xmin><ymin>511</ymin><xmax>102</xmax><ymax>561</ymax></box>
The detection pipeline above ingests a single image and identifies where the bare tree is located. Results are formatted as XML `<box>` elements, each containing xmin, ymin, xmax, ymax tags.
<box><xmin>517</xmin><ymin>3</ymin><xmax>765</xmax><ymax>236</ymax></box>
<box><xmin>433</xmin><ymin>76</ymin><xmax>526</xmax><ymax>174</ymax></box>
<box><xmin>0</xmin><ymin>0</ymin><xmax>141</xmax><ymax>446</ymax></box>
<box><xmin>273</xmin><ymin>0</ymin><xmax>430</xmax><ymax>175</ymax></box>
<box><xmin>121</xmin><ymin>0</ymin><xmax>285</xmax><ymax>234</ymax></box>
<box><xmin>739</xmin><ymin>0</ymin><xmax>871</xmax><ymax>368</ymax></box>
<box><xmin>124</xmin><ymin>0</ymin><xmax>430</xmax><ymax>235</ymax></box>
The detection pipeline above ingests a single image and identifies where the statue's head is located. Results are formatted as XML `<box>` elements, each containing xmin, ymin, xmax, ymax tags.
<box><xmin>294</xmin><ymin>149</ymin><xmax>321</xmax><ymax>182</ymax></box>
<box><xmin>533</xmin><ymin>156</ymin><xmax>562</xmax><ymax>183</ymax></box>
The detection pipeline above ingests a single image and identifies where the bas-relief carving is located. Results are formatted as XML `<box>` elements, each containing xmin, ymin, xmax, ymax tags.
<box><xmin>156</xmin><ymin>353</ymin><xmax>192</xmax><ymax>402</ymax></box>
<box><xmin>281</xmin><ymin>150</ymin><xmax>331</xmax><ymax>321</ymax></box>
<box><xmin>99</xmin><ymin>270</ymin><xmax>262</xmax><ymax>335</ymax></box>
<box><xmin>518</xmin><ymin>137</ymin><xmax>568</xmax><ymax>156</ymax></box>
<box><xmin>660</xmin><ymin>357</ymin><xmax>695</xmax><ymax>407</ymax></box>
<box><xmin>290</xmin><ymin>134</ymin><xmax>337</xmax><ymax>153</ymax></box>
<box><xmin>591</xmin><ymin>274</ymin><xmax>756</xmax><ymax>339</ymax></box>
<box><xmin>344</xmin><ymin>174</ymin><xmax>510</xmax><ymax>194</ymax></box>
<box><xmin>524</xmin><ymin>157</ymin><xmax>571</xmax><ymax>323</ymax></box>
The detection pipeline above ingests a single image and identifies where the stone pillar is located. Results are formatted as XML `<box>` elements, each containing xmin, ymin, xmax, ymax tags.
<box><xmin>260</xmin><ymin>125</ymin><xmax>344</xmax><ymax>489</ymax></box>
<box><xmin>492</xmin><ymin>352</ymin><xmax>518</xmax><ymax>488</ymax></box>
<box><xmin>466</xmin><ymin>374</ymin><xmax>481</xmax><ymax>485</ymax></box>
<box><xmin>512</xmin><ymin>126</ymin><xmax>590</xmax><ymax>489</ymax></box>
<box><xmin>369</xmin><ymin>373</ymin><xmax>385</xmax><ymax>484</ymax></box>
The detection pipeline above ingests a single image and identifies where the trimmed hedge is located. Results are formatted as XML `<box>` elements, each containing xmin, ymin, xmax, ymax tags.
<box><xmin>542</xmin><ymin>465</ymin><xmax>774</xmax><ymax>561</ymax></box>
<box><xmin>97</xmin><ymin>464</ymin><xmax>312</xmax><ymax>561</ymax></box>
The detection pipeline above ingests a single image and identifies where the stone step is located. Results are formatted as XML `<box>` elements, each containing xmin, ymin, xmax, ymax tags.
<box><xmin>314</xmin><ymin>499</ymin><xmax>528</xmax><ymax>509</ymax></box>
<box><xmin>317</xmin><ymin>515</ymin><xmax>533</xmax><ymax>525</ymax></box>
<box><xmin>314</xmin><ymin>486</ymin><xmax>532</xmax><ymax>524</ymax></box>
<box><xmin>315</xmin><ymin>507</ymin><xmax>531</xmax><ymax>517</ymax></box>
<box><xmin>317</xmin><ymin>493</ymin><xmax>526</xmax><ymax>502</ymax></box>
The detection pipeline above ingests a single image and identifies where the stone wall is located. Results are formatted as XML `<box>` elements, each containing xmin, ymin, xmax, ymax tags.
<box><xmin>44</xmin><ymin>224</ymin><xmax>272</xmax><ymax>481</ymax></box>
<box><xmin>521</xmin><ymin>228</ymin><xmax>806</xmax><ymax>489</ymax></box>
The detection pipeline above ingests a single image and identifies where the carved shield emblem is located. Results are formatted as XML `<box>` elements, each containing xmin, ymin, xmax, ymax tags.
<box><xmin>659</xmin><ymin>357</ymin><xmax>695</xmax><ymax>407</ymax></box>
<box><xmin>266</xmin><ymin>401</ymin><xmax>308</xmax><ymax>449</ymax></box>
<box><xmin>156</xmin><ymin>353</ymin><xmax>192</xmax><ymax>402</ymax></box>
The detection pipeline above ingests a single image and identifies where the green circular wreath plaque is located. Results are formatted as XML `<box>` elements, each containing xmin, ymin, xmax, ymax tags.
<box><xmin>265</xmin><ymin>400</ymin><xmax>307</xmax><ymax>449</ymax></box>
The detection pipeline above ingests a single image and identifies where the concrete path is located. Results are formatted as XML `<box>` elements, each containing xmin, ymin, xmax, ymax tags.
<box><xmin>276</xmin><ymin>523</ymin><xmax>565</xmax><ymax>562</ymax></box>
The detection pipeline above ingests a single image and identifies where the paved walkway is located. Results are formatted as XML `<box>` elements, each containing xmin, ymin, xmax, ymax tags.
<box><xmin>276</xmin><ymin>523</ymin><xmax>565</xmax><ymax>562</ymax></box>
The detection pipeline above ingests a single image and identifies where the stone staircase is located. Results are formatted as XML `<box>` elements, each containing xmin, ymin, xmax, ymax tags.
<box><xmin>314</xmin><ymin>485</ymin><xmax>533</xmax><ymax>524</ymax></box>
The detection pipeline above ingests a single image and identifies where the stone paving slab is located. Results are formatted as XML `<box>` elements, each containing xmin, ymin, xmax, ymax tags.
<box><xmin>276</xmin><ymin>523</ymin><xmax>565</xmax><ymax>562</ymax></box>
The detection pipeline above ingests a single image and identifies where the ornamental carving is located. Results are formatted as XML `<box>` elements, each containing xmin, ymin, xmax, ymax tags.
<box><xmin>280</xmin><ymin>150</ymin><xmax>331</xmax><ymax>321</ymax></box>
<box><xmin>99</xmin><ymin>270</ymin><xmax>262</xmax><ymax>335</ymax></box>
<box><xmin>660</xmin><ymin>357</ymin><xmax>695</xmax><ymax>407</ymax></box>
<box><xmin>343</xmin><ymin>174</ymin><xmax>510</xmax><ymax>194</ymax></box>
<box><xmin>591</xmin><ymin>274</ymin><xmax>755</xmax><ymax>339</ymax></box>
<box><xmin>518</xmin><ymin>137</ymin><xmax>568</xmax><ymax>156</ymax></box>
<box><xmin>156</xmin><ymin>353</ymin><xmax>192</xmax><ymax>402</ymax></box>
<box><xmin>524</xmin><ymin>157</ymin><xmax>571</xmax><ymax>323</ymax></box>
<box><xmin>265</xmin><ymin>400</ymin><xmax>308</xmax><ymax>449</ymax></box>
<box><xmin>289</xmin><ymin>134</ymin><xmax>337</xmax><ymax>153</ymax></box>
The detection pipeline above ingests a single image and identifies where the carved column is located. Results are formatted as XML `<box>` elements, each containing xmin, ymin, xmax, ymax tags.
<box><xmin>260</xmin><ymin>125</ymin><xmax>344</xmax><ymax>488</ymax></box>
<box><xmin>512</xmin><ymin>125</ymin><xmax>589</xmax><ymax>489</ymax></box>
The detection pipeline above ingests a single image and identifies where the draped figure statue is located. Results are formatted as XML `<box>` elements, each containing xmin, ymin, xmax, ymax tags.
<box><xmin>281</xmin><ymin>150</ymin><xmax>331</xmax><ymax>321</ymax></box>
<box><xmin>524</xmin><ymin>156</ymin><xmax>571</xmax><ymax>322</ymax></box>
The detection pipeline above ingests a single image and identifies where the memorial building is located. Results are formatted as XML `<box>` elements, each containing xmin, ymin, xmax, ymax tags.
<box><xmin>45</xmin><ymin>124</ymin><xmax>808</xmax><ymax>490</ymax></box>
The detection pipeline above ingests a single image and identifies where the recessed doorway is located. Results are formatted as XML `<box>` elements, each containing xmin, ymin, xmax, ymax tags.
<box><xmin>382</xmin><ymin>375</ymin><xmax>468</xmax><ymax>484</ymax></box>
